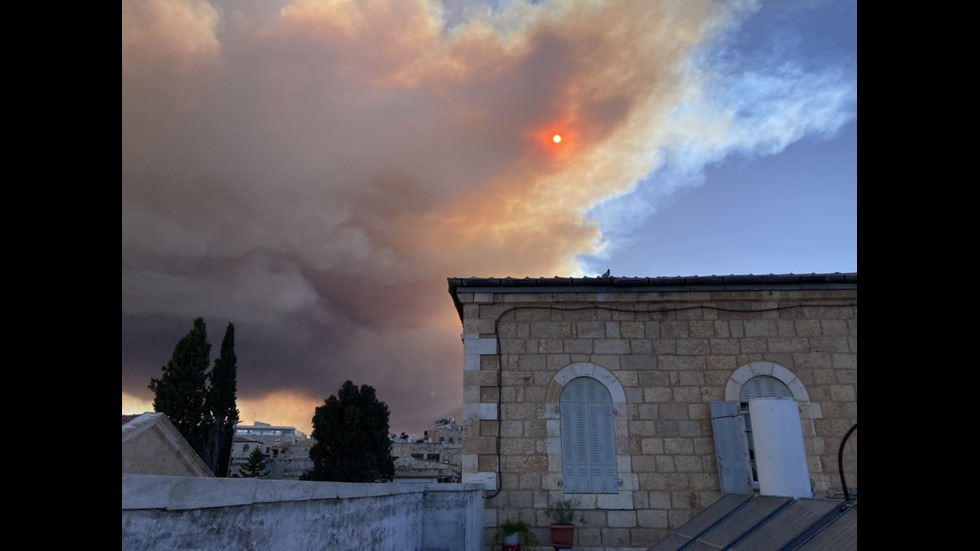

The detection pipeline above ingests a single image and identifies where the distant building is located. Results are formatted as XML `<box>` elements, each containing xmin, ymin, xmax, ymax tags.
<box><xmin>228</xmin><ymin>421</ymin><xmax>313</xmax><ymax>478</ymax></box>
<box><xmin>391</xmin><ymin>418</ymin><xmax>463</xmax><ymax>483</ymax></box>
<box><xmin>229</xmin><ymin>419</ymin><xmax>463</xmax><ymax>481</ymax></box>
<box><xmin>234</xmin><ymin>421</ymin><xmax>307</xmax><ymax>445</ymax></box>
<box><xmin>122</xmin><ymin>412</ymin><xmax>213</xmax><ymax>477</ymax></box>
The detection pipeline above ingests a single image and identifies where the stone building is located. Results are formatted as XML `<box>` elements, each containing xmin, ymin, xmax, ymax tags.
<box><xmin>391</xmin><ymin>418</ymin><xmax>464</xmax><ymax>483</ymax></box>
<box><xmin>122</xmin><ymin>412</ymin><xmax>214</xmax><ymax>477</ymax></box>
<box><xmin>228</xmin><ymin>421</ymin><xmax>313</xmax><ymax>478</ymax></box>
<box><xmin>447</xmin><ymin>273</ymin><xmax>857</xmax><ymax>550</ymax></box>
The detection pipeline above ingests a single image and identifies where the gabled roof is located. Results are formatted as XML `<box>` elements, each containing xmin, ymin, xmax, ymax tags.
<box><xmin>122</xmin><ymin>412</ymin><xmax>214</xmax><ymax>477</ymax></box>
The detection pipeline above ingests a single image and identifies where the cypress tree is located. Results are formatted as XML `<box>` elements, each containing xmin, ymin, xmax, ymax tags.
<box><xmin>148</xmin><ymin>318</ymin><xmax>211</xmax><ymax>459</ymax></box>
<box><xmin>205</xmin><ymin>323</ymin><xmax>239</xmax><ymax>477</ymax></box>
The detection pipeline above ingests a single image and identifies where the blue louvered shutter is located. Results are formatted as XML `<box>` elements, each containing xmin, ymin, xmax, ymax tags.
<box><xmin>589</xmin><ymin>401</ymin><xmax>619</xmax><ymax>492</ymax></box>
<box><xmin>561</xmin><ymin>396</ymin><xmax>589</xmax><ymax>492</ymax></box>
<box><xmin>561</xmin><ymin>377</ymin><xmax>618</xmax><ymax>493</ymax></box>
<box><xmin>710</xmin><ymin>401</ymin><xmax>752</xmax><ymax>495</ymax></box>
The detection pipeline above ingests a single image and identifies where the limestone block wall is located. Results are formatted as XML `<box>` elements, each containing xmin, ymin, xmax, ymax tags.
<box><xmin>453</xmin><ymin>281</ymin><xmax>857</xmax><ymax>551</ymax></box>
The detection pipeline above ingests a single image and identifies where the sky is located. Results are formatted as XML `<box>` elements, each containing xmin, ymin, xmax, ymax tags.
<box><xmin>122</xmin><ymin>0</ymin><xmax>857</xmax><ymax>437</ymax></box>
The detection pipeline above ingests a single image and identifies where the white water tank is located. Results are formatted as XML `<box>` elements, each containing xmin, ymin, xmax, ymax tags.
<box><xmin>749</xmin><ymin>397</ymin><xmax>812</xmax><ymax>498</ymax></box>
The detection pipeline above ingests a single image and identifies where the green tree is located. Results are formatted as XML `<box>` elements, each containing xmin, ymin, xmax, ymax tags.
<box><xmin>148</xmin><ymin>317</ymin><xmax>240</xmax><ymax>476</ymax></box>
<box><xmin>149</xmin><ymin>318</ymin><xmax>211</xmax><ymax>457</ymax></box>
<box><xmin>239</xmin><ymin>447</ymin><xmax>267</xmax><ymax>478</ymax></box>
<box><xmin>204</xmin><ymin>323</ymin><xmax>239</xmax><ymax>477</ymax></box>
<box><xmin>303</xmin><ymin>381</ymin><xmax>395</xmax><ymax>482</ymax></box>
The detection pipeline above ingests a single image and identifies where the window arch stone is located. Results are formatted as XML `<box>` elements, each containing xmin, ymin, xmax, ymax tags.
<box><xmin>725</xmin><ymin>361</ymin><xmax>809</xmax><ymax>403</ymax></box>
<box><xmin>547</xmin><ymin>362</ymin><xmax>626</xmax><ymax>406</ymax></box>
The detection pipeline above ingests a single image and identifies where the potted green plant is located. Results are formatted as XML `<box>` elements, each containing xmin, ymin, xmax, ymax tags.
<box><xmin>545</xmin><ymin>498</ymin><xmax>581</xmax><ymax>549</ymax></box>
<box><xmin>493</xmin><ymin>518</ymin><xmax>538</xmax><ymax>551</ymax></box>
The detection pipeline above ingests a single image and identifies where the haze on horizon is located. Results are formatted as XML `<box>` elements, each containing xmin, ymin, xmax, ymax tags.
<box><xmin>122</xmin><ymin>0</ymin><xmax>857</xmax><ymax>437</ymax></box>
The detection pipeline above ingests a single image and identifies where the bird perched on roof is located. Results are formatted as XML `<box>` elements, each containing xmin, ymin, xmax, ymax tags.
<box><xmin>600</xmin><ymin>269</ymin><xmax>611</xmax><ymax>278</ymax></box>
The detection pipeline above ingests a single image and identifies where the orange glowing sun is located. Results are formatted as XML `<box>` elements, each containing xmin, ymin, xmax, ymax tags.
<box><xmin>552</xmin><ymin>134</ymin><xmax>562</xmax><ymax>143</ymax></box>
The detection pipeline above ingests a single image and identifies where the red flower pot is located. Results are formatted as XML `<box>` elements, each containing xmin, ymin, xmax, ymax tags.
<box><xmin>550</xmin><ymin>524</ymin><xmax>575</xmax><ymax>549</ymax></box>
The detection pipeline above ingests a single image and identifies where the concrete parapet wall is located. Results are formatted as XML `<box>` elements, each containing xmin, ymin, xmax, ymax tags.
<box><xmin>122</xmin><ymin>474</ymin><xmax>484</xmax><ymax>551</ymax></box>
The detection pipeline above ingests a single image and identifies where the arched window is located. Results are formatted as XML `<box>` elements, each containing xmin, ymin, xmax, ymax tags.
<box><xmin>712</xmin><ymin>366</ymin><xmax>811</xmax><ymax>498</ymax></box>
<box><xmin>560</xmin><ymin>377</ymin><xmax>618</xmax><ymax>493</ymax></box>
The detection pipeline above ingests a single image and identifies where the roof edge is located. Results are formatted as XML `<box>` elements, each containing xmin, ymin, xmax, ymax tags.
<box><xmin>449</xmin><ymin>272</ymin><xmax>856</xmax><ymax>288</ymax></box>
<box><xmin>446</xmin><ymin>272</ymin><xmax>857</xmax><ymax>322</ymax></box>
